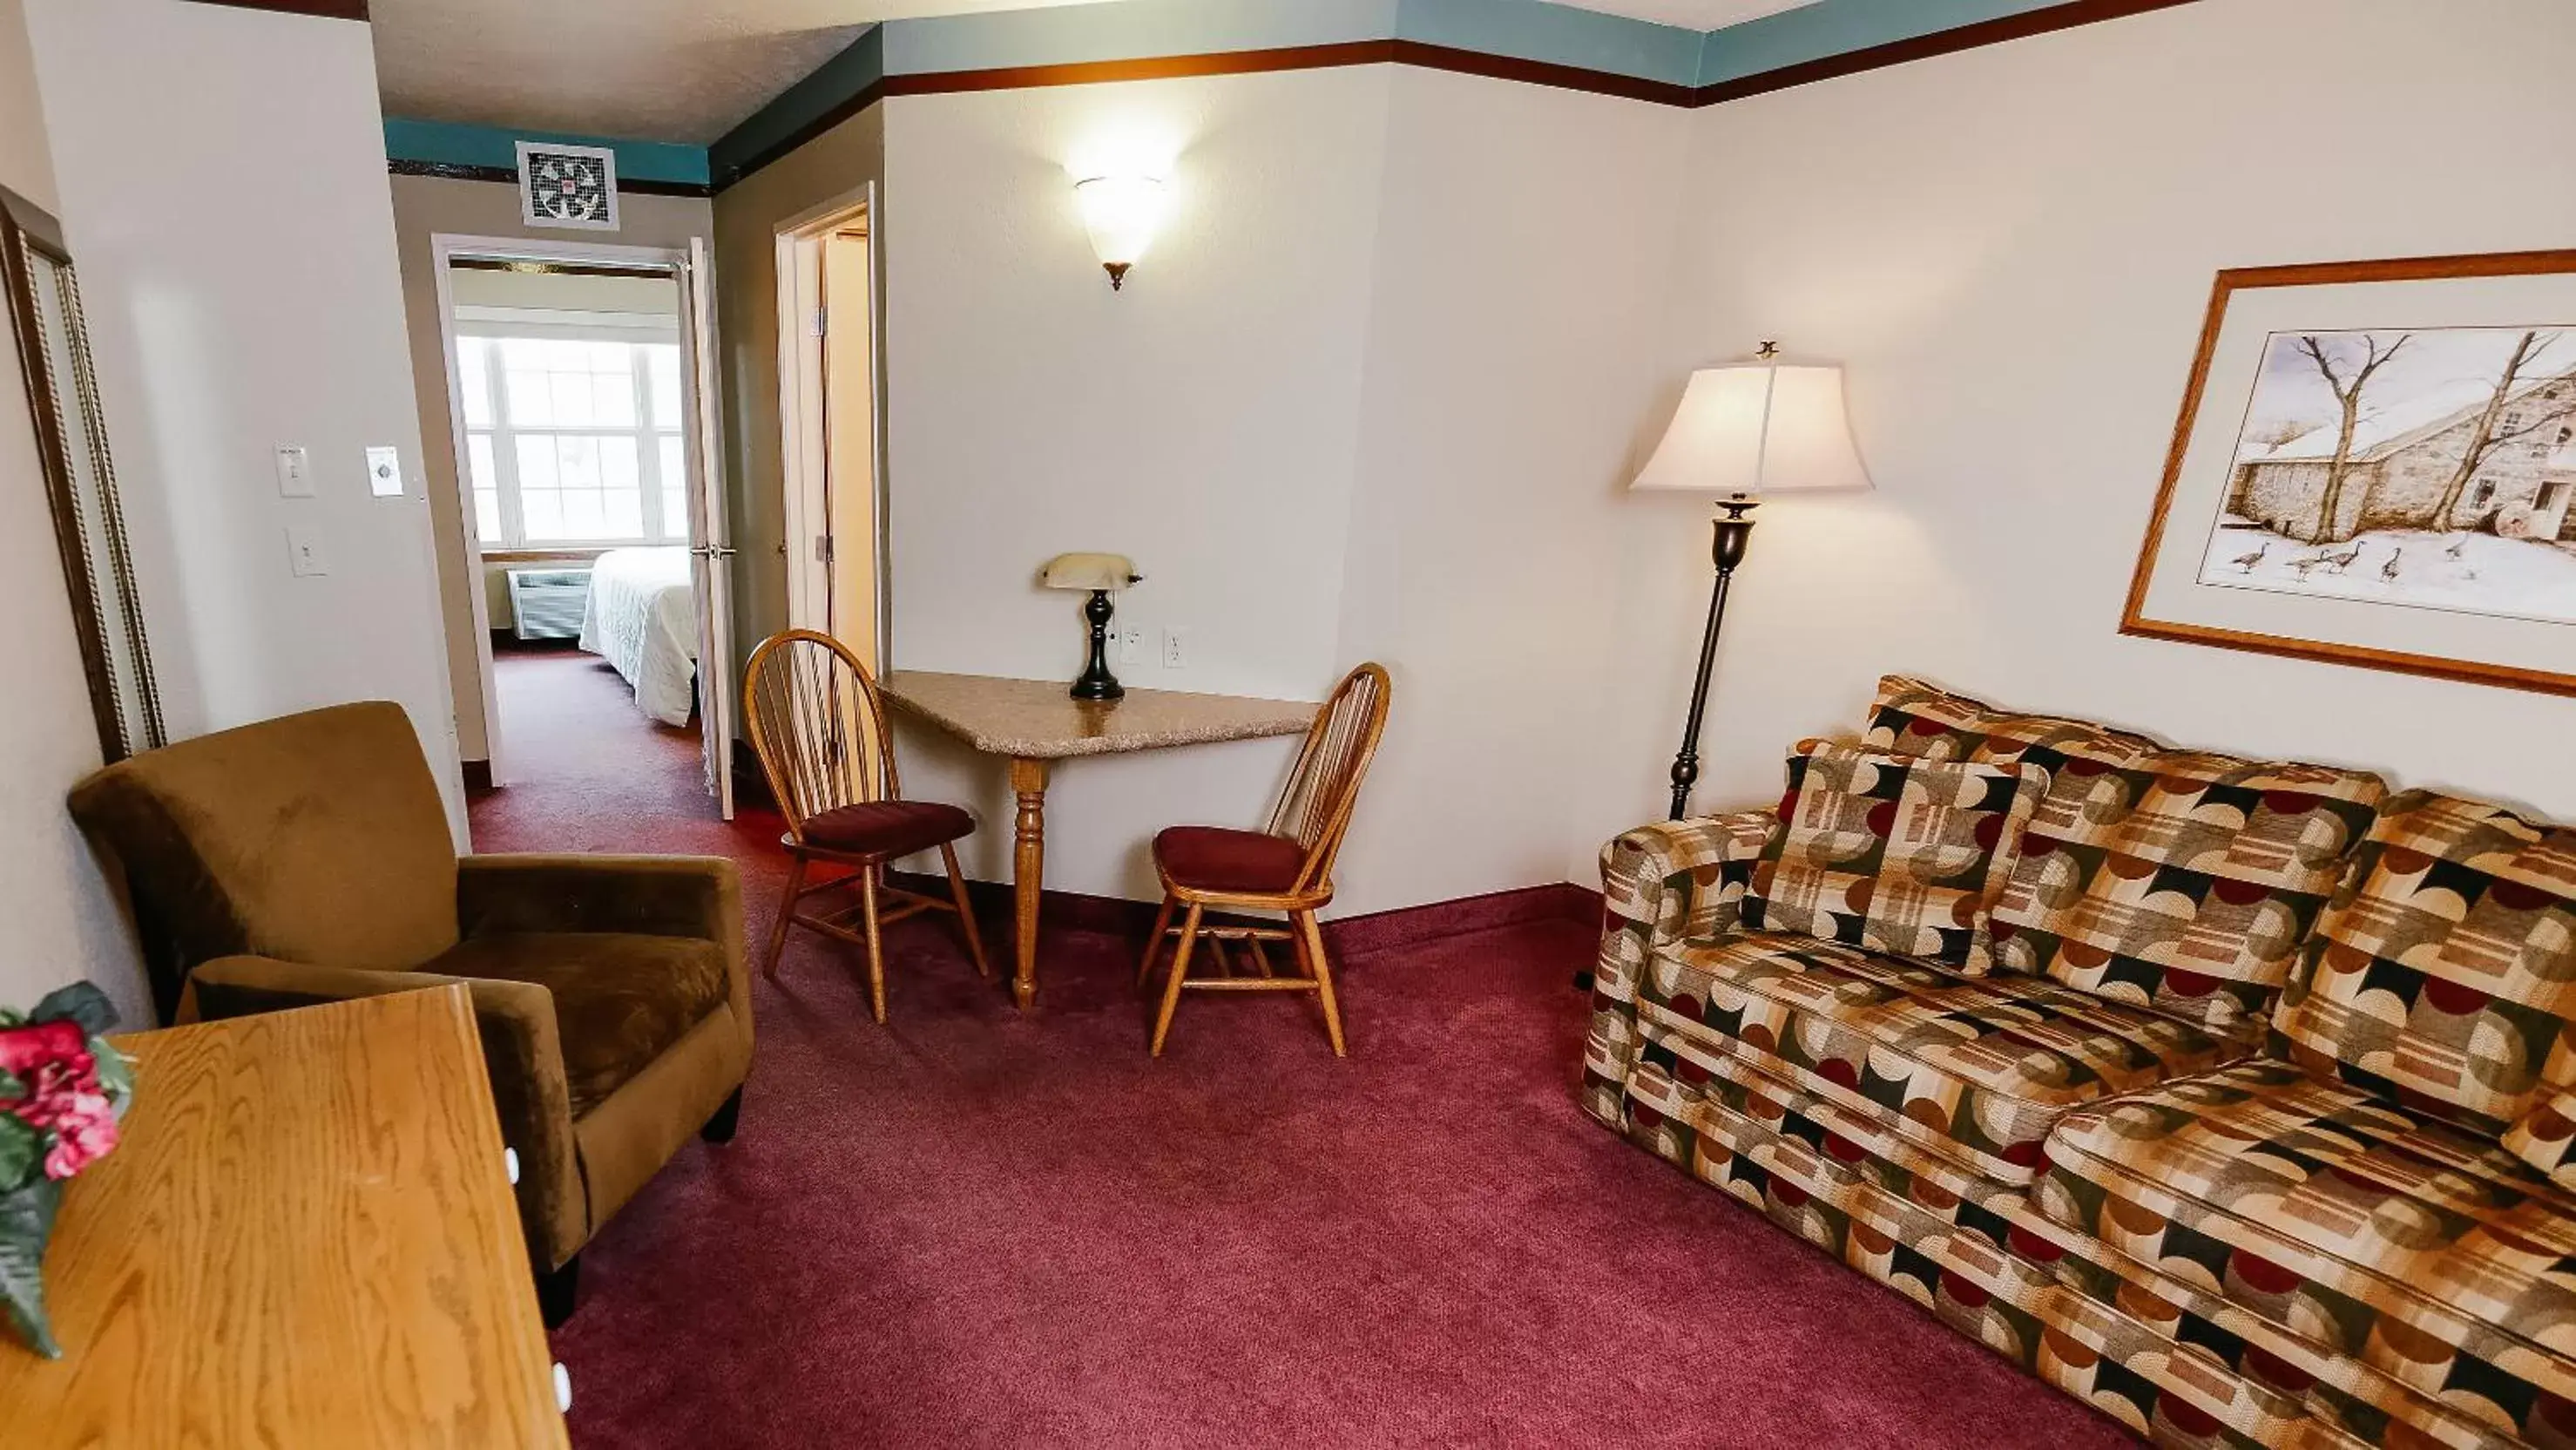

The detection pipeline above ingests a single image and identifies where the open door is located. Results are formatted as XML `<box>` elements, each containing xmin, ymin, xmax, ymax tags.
<box><xmin>679</xmin><ymin>236</ymin><xmax>736</xmax><ymax>819</ymax></box>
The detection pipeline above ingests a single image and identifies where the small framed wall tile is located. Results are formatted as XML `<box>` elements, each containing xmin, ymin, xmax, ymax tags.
<box><xmin>516</xmin><ymin>141</ymin><xmax>619</xmax><ymax>232</ymax></box>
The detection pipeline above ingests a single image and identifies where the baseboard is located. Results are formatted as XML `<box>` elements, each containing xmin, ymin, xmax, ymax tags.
<box><xmin>882</xmin><ymin>871</ymin><xmax>1601</xmax><ymax>955</ymax></box>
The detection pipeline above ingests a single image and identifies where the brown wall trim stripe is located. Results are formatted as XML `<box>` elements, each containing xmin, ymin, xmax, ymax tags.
<box><xmin>1694</xmin><ymin>0</ymin><xmax>2203</xmax><ymax>105</ymax></box>
<box><xmin>388</xmin><ymin>158</ymin><xmax>713</xmax><ymax>200</ymax></box>
<box><xmin>181</xmin><ymin>0</ymin><xmax>368</xmax><ymax>19</ymax></box>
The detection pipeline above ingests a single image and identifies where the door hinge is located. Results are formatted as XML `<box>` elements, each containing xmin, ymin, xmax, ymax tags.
<box><xmin>810</xmin><ymin>307</ymin><xmax>828</xmax><ymax>339</ymax></box>
<box><xmin>814</xmin><ymin>535</ymin><xmax>834</xmax><ymax>564</ymax></box>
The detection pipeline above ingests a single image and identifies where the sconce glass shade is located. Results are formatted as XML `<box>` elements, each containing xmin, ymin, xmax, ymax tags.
<box><xmin>1632</xmin><ymin>358</ymin><xmax>1872</xmax><ymax>497</ymax></box>
<box><xmin>1073</xmin><ymin>174</ymin><xmax>1168</xmax><ymax>288</ymax></box>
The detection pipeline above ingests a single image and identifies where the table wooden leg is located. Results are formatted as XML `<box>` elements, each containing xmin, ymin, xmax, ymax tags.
<box><xmin>1008</xmin><ymin>756</ymin><xmax>1049</xmax><ymax>1011</ymax></box>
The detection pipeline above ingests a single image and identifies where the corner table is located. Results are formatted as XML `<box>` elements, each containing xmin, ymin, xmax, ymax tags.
<box><xmin>881</xmin><ymin>670</ymin><xmax>1315</xmax><ymax>1010</ymax></box>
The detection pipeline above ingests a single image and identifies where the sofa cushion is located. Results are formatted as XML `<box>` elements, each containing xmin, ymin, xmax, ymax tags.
<box><xmin>1863</xmin><ymin>675</ymin><xmax>2386</xmax><ymax>1038</ymax></box>
<box><xmin>2038</xmin><ymin>1057</ymin><xmax>2576</xmax><ymax>1431</ymax></box>
<box><xmin>2274</xmin><ymin>789</ymin><xmax>2576</xmax><ymax>1140</ymax></box>
<box><xmin>430</xmin><ymin>932</ymin><xmax>733</xmax><ymax>1116</ymax></box>
<box><xmin>1636</xmin><ymin>931</ymin><xmax>2242</xmax><ymax>1186</ymax></box>
<box><xmin>1743</xmin><ymin>741</ymin><xmax>2048</xmax><ymax>973</ymax></box>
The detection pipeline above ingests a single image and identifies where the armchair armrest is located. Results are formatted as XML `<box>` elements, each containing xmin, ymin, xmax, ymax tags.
<box><xmin>457</xmin><ymin>853</ymin><xmax>740</xmax><ymax>944</ymax></box>
<box><xmin>187</xmin><ymin>954</ymin><xmax>588</xmax><ymax>1271</ymax></box>
<box><xmin>1580</xmin><ymin>810</ymin><xmax>1775</xmax><ymax>1130</ymax></box>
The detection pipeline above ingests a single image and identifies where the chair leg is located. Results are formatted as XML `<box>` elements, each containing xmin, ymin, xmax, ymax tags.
<box><xmin>761</xmin><ymin>854</ymin><xmax>808</xmax><ymax>982</ymax></box>
<box><xmin>1150</xmin><ymin>903</ymin><xmax>1202</xmax><ymax>1057</ymax></box>
<box><xmin>1138</xmin><ymin>894</ymin><xmax>1176</xmax><ymax>988</ymax></box>
<box><xmin>536</xmin><ymin>1253</ymin><xmax>581</xmax><ymax>1330</ymax></box>
<box><xmin>859</xmin><ymin>868</ymin><xmax>889</xmax><ymax>1025</ymax></box>
<box><xmin>939</xmin><ymin>843</ymin><xmax>993</xmax><ymax>980</ymax></box>
<box><xmin>1294</xmin><ymin>909</ymin><xmax>1347</xmax><ymax>1059</ymax></box>
<box><xmin>700</xmin><ymin>1086</ymin><xmax>743</xmax><ymax>1143</ymax></box>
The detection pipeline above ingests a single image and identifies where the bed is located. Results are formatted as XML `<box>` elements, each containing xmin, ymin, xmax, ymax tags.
<box><xmin>578</xmin><ymin>545</ymin><xmax>700</xmax><ymax>727</ymax></box>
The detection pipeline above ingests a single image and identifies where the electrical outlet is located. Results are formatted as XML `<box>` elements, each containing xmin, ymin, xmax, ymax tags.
<box><xmin>1118</xmin><ymin>625</ymin><xmax>1146</xmax><ymax>665</ymax></box>
<box><xmin>1161</xmin><ymin>627</ymin><xmax>1188</xmax><ymax>669</ymax></box>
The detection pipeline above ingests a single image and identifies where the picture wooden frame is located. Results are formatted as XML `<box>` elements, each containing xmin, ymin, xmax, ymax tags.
<box><xmin>2122</xmin><ymin>250</ymin><xmax>2576</xmax><ymax>697</ymax></box>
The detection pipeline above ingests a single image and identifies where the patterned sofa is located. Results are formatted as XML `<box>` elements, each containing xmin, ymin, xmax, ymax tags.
<box><xmin>1580</xmin><ymin>675</ymin><xmax>2576</xmax><ymax>1449</ymax></box>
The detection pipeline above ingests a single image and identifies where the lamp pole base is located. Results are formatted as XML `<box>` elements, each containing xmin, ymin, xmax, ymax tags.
<box><xmin>1667</xmin><ymin>498</ymin><xmax>1757</xmax><ymax>821</ymax></box>
<box><xmin>1071</xmin><ymin>588</ymin><xmax>1125</xmax><ymax>701</ymax></box>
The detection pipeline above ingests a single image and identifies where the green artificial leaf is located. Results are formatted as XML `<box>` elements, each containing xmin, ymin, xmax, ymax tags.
<box><xmin>0</xmin><ymin>1067</ymin><xmax>19</xmax><ymax>1101</ymax></box>
<box><xmin>91</xmin><ymin>1044</ymin><xmax>134</xmax><ymax>1118</ymax></box>
<box><xmin>0</xmin><ymin>1116</ymin><xmax>34</xmax><ymax>1189</ymax></box>
<box><xmin>0</xmin><ymin>1177</ymin><xmax>64</xmax><ymax>1359</ymax></box>
<box><xmin>0</xmin><ymin>1008</ymin><xmax>21</xmax><ymax>1028</ymax></box>
<box><xmin>30</xmin><ymin>982</ymin><xmax>115</xmax><ymax>1037</ymax></box>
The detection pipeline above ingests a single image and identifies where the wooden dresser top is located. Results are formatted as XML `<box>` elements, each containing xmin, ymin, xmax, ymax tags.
<box><xmin>0</xmin><ymin>986</ymin><xmax>568</xmax><ymax>1448</ymax></box>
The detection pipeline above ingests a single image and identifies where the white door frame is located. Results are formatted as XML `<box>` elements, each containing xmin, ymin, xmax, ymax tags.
<box><xmin>426</xmin><ymin>233</ymin><xmax>695</xmax><ymax>792</ymax></box>
<box><xmin>773</xmin><ymin>183</ymin><xmax>891</xmax><ymax>667</ymax></box>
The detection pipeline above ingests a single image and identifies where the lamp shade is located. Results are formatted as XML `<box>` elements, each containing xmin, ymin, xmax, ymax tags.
<box><xmin>1039</xmin><ymin>552</ymin><xmax>1142</xmax><ymax>591</ymax></box>
<box><xmin>1631</xmin><ymin>360</ymin><xmax>1871</xmax><ymax>497</ymax></box>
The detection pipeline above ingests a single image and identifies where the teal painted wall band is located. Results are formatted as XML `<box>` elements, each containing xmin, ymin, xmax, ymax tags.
<box><xmin>382</xmin><ymin>117</ymin><xmax>712</xmax><ymax>187</ymax></box>
<box><xmin>1698</xmin><ymin>0</ymin><xmax>2091</xmax><ymax>85</ymax></box>
<box><xmin>707</xmin><ymin>24</ymin><xmax>884</xmax><ymax>186</ymax></box>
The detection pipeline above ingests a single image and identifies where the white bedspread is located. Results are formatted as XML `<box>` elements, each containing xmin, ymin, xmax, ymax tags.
<box><xmin>578</xmin><ymin>546</ymin><xmax>699</xmax><ymax>727</ymax></box>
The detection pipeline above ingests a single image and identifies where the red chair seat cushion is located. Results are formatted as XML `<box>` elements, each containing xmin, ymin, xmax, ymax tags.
<box><xmin>802</xmin><ymin>800</ymin><xmax>974</xmax><ymax>857</ymax></box>
<box><xmin>1153</xmin><ymin>825</ymin><xmax>1307</xmax><ymax>894</ymax></box>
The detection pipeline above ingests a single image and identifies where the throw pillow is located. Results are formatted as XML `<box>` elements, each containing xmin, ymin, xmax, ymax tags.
<box><xmin>1743</xmin><ymin>740</ymin><xmax>2048</xmax><ymax>973</ymax></box>
<box><xmin>2272</xmin><ymin>789</ymin><xmax>2576</xmax><ymax>1139</ymax></box>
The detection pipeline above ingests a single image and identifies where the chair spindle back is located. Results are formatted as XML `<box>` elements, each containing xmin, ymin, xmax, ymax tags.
<box><xmin>1264</xmin><ymin>662</ymin><xmax>1392</xmax><ymax>895</ymax></box>
<box><xmin>741</xmin><ymin>630</ymin><xmax>900</xmax><ymax>840</ymax></box>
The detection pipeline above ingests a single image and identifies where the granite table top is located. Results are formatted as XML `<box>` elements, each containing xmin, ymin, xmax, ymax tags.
<box><xmin>882</xmin><ymin>671</ymin><xmax>1316</xmax><ymax>760</ymax></box>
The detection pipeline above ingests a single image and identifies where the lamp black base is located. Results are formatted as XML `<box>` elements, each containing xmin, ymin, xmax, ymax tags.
<box><xmin>1071</xmin><ymin>588</ymin><xmax>1125</xmax><ymax>701</ymax></box>
<box><xmin>1667</xmin><ymin>498</ymin><xmax>1758</xmax><ymax>821</ymax></box>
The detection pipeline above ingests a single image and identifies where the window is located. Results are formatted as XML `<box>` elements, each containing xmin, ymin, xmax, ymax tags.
<box><xmin>453</xmin><ymin>332</ymin><xmax>690</xmax><ymax>547</ymax></box>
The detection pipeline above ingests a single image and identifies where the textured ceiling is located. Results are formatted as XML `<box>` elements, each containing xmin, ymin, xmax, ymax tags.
<box><xmin>369</xmin><ymin>0</ymin><xmax>1829</xmax><ymax>145</ymax></box>
<box><xmin>1553</xmin><ymin>0</ymin><xmax>1818</xmax><ymax>26</ymax></box>
<box><xmin>370</xmin><ymin>0</ymin><xmax>1117</xmax><ymax>144</ymax></box>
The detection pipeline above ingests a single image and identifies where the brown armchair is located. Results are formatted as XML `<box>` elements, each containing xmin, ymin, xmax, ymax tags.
<box><xmin>65</xmin><ymin>701</ymin><xmax>752</xmax><ymax>1325</ymax></box>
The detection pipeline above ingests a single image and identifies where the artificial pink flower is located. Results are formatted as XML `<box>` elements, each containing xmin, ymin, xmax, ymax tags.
<box><xmin>0</xmin><ymin>1020</ymin><xmax>89</xmax><ymax>1079</ymax></box>
<box><xmin>5</xmin><ymin>1042</ymin><xmax>118</xmax><ymax>1180</ymax></box>
<box><xmin>37</xmin><ymin>1089</ymin><xmax>118</xmax><ymax>1179</ymax></box>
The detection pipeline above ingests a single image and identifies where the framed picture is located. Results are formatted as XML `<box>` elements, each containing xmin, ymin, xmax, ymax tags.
<box><xmin>2123</xmin><ymin>250</ymin><xmax>2576</xmax><ymax>695</ymax></box>
<box><xmin>516</xmin><ymin>141</ymin><xmax>620</xmax><ymax>232</ymax></box>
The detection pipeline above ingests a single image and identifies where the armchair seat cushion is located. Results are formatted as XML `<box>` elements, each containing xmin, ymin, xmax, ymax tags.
<box><xmin>1154</xmin><ymin>825</ymin><xmax>1306</xmax><ymax>894</ymax></box>
<box><xmin>2038</xmin><ymin>1057</ymin><xmax>2576</xmax><ymax>1430</ymax></box>
<box><xmin>430</xmin><ymin>932</ymin><xmax>731</xmax><ymax>1115</ymax></box>
<box><xmin>801</xmin><ymin>800</ymin><xmax>974</xmax><ymax>858</ymax></box>
<box><xmin>1637</xmin><ymin>931</ymin><xmax>2243</xmax><ymax>1185</ymax></box>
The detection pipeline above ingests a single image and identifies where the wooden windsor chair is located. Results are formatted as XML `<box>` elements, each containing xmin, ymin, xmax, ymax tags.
<box><xmin>1137</xmin><ymin>662</ymin><xmax>1392</xmax><ymax>1058</ymax></box>
<box><xmin>742</xmin><ymin>630</ymin><xmax>991</xmax><ymax>1022</ymax></box>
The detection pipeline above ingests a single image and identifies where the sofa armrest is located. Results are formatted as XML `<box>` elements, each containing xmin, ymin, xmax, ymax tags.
<box><xmin>1579</xmin><ymin>810</ymin><xmax>1775</xmax><ymax>1130</ymax></box>
<box><xmin>188</xmin><ymin>954</ymin><xmax>589</xmax><ymax>1271</ymax></box>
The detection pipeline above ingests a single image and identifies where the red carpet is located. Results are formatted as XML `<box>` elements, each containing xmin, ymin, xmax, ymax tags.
<box><xmin>472</xmin><ymin>648</ymin><xmax>2134</xmax><ymax>1447</ymax></box>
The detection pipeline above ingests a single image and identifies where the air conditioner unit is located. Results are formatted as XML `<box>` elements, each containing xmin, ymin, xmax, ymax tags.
<box><xmin>507</xmin><ymin>567</ymin><xmax>592</xmax><ymax>642</ymax></box>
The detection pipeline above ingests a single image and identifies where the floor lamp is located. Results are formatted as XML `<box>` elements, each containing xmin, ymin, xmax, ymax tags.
<box><xmin>1632</xmin><ymin>346</ymin><xmax>1872</xmax><ymax>820</ymax></box>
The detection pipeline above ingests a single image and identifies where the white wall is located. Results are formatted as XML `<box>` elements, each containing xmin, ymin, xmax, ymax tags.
<box><xmin>0</xmin><ymin>0</ymin><xmax>147</xmax><ymax>1024</ymax></box>
<box><xmin>1332</xmin><ymin>67</ymin><xmax>1687</xmax><ymax>912</ymax></box>
<box><xmin>1584</xmin><ymin>0</ymin><xmax>2576</xmax><ymax>878</ymax></box>
<box><xmin>880</xmin><ymin>71</ymin><xmax>1396</xmax><ymax>900</ymax></box>
<box><xmin>27</xmin><ymin>0</ymin><xmax>463</xmax><ymax>836</ymax></box>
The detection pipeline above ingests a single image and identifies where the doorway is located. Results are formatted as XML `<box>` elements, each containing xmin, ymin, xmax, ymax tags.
<box><xmin>429</xmin><ymin>234</ymin><xmax>738</xmax><ymax>827</ymax></box>
<box><xmin>775</xmin><ymin>188</ymin><xmax>888</xmax><ymax>662</ymax></box>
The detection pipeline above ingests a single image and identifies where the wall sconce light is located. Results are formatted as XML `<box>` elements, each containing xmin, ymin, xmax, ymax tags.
<box><xmin>1073</xmin><ymin>174</ymin><xmax>1168</xmax><ymax>291</ymax></box>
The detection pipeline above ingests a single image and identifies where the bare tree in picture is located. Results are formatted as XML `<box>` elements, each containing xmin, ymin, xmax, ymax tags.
<box><xmin>2297</xmin><ymin>331</ymin><xmax>2409</xmax><ymax>543</ymax></box>
<box><xmin>2432</xmin><ymin>329</ymin><xmax>2576</xmax><ymax>530</ymax></box>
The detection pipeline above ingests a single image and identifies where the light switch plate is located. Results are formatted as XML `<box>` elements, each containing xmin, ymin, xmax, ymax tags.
<box><xmin>1118</xmin><ymin>625</ymin><xmax>1145</xmax><ymax>665</ymax></box>
<box><xmin>274</xmin><ymin>445</ymin><xmax>313</xmax><ymax>498</ymax></box>
<box><xmin>286</xmin><ymin>522</ymin><xmax>329</xmax><ymax>577</ymax></box>
<box><xmin>364</xmin><ymin>444</ymin><xmax>404</xmax><ymax>498</ymax></box>
<box><xmin>1161</xmin><ymin>627</ymin><xmax>1188</xmax><ymax>669</ymax></box>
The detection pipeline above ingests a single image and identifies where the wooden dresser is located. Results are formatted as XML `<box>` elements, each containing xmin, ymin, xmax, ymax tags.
<box><xmin>0</xmin><ymin>986</ymin><xmax>571</xmax><ymax>1447</ymax></box>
